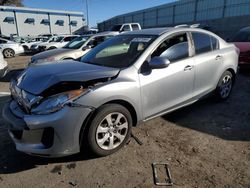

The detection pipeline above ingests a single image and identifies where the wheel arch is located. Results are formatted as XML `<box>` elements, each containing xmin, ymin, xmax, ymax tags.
<box><xmin>103</xmin><ymin>99</ymin><xmax>138</xmax><ymax>127</ymax></box>
<box><xmin>226</xmin><ymin>68</ymin><xmax>236</xmax><ymax>84</ymax></box>
<box><xmin>3</xmin><ymin>48</ymin><xmax>15</xmax><ymax>57</ymax></box>
<box><xmin>79</xmin><ymin>99</ymin><xmax>138</xmax><ymax>148</ymax></box>
<box><xmin>61</xmin><ymin>57</ymin><xmax>74</xmax><ymax>60</ymax></box>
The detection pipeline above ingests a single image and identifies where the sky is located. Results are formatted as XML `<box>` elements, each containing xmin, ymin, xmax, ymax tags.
<box><xmin>23</xmin><ymin>0</ymin><xmax>177</xmax><ymax>27</ymax></box>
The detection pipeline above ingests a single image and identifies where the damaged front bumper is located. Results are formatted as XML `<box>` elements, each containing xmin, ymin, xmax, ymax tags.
<box><xmin>2</xmin><ymin>100</ymin><xmax>93</xmax><ymax>157</ymax></box>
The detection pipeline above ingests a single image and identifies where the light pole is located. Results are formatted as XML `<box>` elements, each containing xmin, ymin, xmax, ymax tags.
<box><xmin>85</xmin><ymin>0</ymin><xmax>89</xmax><ymax>27</ymax></box>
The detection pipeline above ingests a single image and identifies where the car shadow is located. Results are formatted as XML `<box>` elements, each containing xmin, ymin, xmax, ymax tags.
<box><xmin>239</xmin><ymin>69</ymin><xmax>250</xmax><ymax>76</ymax></box>
<box><xmin>0</xmin><ymin>68</ymin><xmax>24</xmax><ymax>82</ymax></box>
<box><xmin>163</xmin><ymin>92</ymin><xmax>250</xmax><ymax>142</ymax></box>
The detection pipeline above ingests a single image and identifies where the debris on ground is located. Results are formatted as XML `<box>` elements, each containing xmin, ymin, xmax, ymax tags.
<box><xmin>131</xmin><ymin>132</ymin><xmax>143</xmax><ymax>145</ymax></box>
<box><xmin>69</xmin><ymin>181</ymin><xmax>78</xmax><ymax>186</ymax></box>
<box><xmin>152</xmin><ymin>162</ymin><xmax>173</xmax><ymax>186</ymax></box>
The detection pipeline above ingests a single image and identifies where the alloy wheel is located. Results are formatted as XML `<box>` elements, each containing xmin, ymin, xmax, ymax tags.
<box><xmin>219</xmin><ymin>75</ymin><xmax>232</xmax><ymax>98</ymax></box>
<box><xmin>96</xmin><ymin>112</ymin><xmax>128</xmax><ymax>150</ymax></box>
<box><xmin>4</xmin><ymin>49</ymin><xmax>14</xmax><ymax>58</ymax></box>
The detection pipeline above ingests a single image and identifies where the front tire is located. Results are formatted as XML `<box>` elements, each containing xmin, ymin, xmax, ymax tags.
<box><xmin>215</xmin><ymin>71</ymin><xmax>233</xmax><ymax>101</ymax></box>
<box><xmin>3</xmin><ymin>48</ymin><xmax>15</xmax><ymax>58</ymax></box>
<box><xmin>87</xmin><ymin>104</ymin><xmax>132</xmax><ymax>156</ymax></box>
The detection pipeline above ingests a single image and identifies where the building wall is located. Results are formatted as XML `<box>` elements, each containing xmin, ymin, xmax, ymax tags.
<box><xmin>0</xmin><ymin>10</ymin><xmax>17</xmax><ymax>36</ymax></box>
<box><xmin>70</xmin><ymin>16</ymin><xmax>84</xmax><ymax>33</ymax></box>
<box><xmin>98</xmin><ymin>0</ymin><xmax>250</xmax><ymax>39</ymax></box>
<box><xmin>0</xmin><ymin>6</ymin><xmax>85</xmax><ymax>37</ymax></box>
<box><xmin>49</xmin><ymin>14</ymin><xmax>70</xmax><ymax>35</ymax></box>
<box><xmin>15</xmin><ymin>12</ymin><xmax>50</xmax><ymax>36</ymax></box>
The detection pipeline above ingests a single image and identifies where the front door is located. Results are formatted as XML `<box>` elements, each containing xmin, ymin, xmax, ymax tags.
<box><xmin>139</xmin><ymin>33</ymin><xmax>195</xmax><ymax>118</ymax></box>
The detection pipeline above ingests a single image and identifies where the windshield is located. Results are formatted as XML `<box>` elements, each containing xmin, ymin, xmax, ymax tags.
<box><xmin>42</xmin><ymin>37</ymin><xmax>50</xmax><ymax>42</ymax></box>
<box><xmin>48</xmin><ymin>36</ymin><xmax>57</xmax><ymax>42</ymax></box>
<box><xmin>80</xmin><ymin>35</ymin><xmax>157</xmax><ymax>68</ymax></box>
<box><xmin>63</xmin><ymin>36</ymin><xmax>90</xmax><ymax>49</ymax></box>
<box><xmin>110</xmin><ymin>25</ymin><xmax>122</xmax><ymax>31</ymax></box>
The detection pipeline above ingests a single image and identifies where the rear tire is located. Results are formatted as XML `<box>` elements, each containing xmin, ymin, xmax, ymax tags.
<box><xmin>214</xmin><ymin>71</ymin><xmax>233</xmax><ymax>101</ymax></box>
<box><xmin>3</xmin><ymin>48</ymin><xmax>15</xmax><ymax>58</ymax></box>
<box><xmin>87</xmin><ymin>104</ymin><xmax>132</xmax><ymax>157</ymax></box>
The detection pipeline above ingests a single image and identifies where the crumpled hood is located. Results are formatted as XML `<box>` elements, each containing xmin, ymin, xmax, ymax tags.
<box><xmin>32</xmin><ymin>48</ymin><xmax>74</xmax><ymax>60</ymax></box>
<box><xmin>16</xmin><ymin>60</ymin><xmax>120</xmax><ymax>95</ymax></box>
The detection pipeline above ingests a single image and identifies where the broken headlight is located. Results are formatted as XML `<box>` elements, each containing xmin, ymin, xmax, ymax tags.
<box><xmin>31</xmin><ymin>89</ymin><xmax>87</xmax><ymax>115</ymax></box>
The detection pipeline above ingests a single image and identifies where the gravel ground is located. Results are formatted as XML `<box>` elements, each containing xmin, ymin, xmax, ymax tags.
<box><xmin>0</xmin><ymin>55</ymin><xmax>249</xmax><ymax>188</ymax></box>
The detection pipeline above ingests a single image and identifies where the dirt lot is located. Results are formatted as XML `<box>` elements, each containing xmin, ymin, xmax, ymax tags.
<box><xmin>0</xmin><ymin>55</ymin><xmax>249</xmax><ymax>188</ymax></box>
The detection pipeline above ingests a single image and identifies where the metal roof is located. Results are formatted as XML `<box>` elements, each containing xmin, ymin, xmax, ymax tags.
<box><xmin>0</xmin><ymin>6</ymin><xmax>83</xmax><ymax>16</ymax></box>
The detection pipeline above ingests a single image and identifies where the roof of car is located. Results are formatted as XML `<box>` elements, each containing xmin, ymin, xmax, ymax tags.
<box><xmin>120</xmin><ymin>27</ymin><xmax>175</xmax><ymax>36</ymax></box>
<box><xmin>119</xmin><ymin>27</ymin><xmax>220</xmax><ymax>40</ymax></box>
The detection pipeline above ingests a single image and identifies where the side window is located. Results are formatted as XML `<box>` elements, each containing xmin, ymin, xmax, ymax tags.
<box><xmin>0</xmin><ymin>39</ymin><xmax>5</xmax><ymax>44</ymax></box>
<box><xmin>121</xmin><ymin>25</ymin><xmax>131</xmax><ymax>32</ymax></box>
<box><xmin>151</xmin><ymin>33</ymin><xmax>189</xmax><ymax>62</ymax></box>
<box><xmin>192</xmin><ymin>32</ymin><xmax>212</xmax><ymax>54</ymax></box>
<box><xmin>88</xmin><ymin>36</ymin><xmax>105</xmax><ymax>47</ymax></box>
<box><xmin>211</xmin><ymin>37</ymin><xmax>219</xmax><ymax>50</ymax></box>
<box><xmin>131</xmin><ymin>24</ymin><xmax>140</xmax><ymax>31</ymax></box>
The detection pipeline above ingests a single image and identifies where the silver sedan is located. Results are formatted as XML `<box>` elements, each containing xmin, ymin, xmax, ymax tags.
<box><xmin>3</xmin><ymin>27</ymin><xmax>238</xmax><ymax>157</ymax></box>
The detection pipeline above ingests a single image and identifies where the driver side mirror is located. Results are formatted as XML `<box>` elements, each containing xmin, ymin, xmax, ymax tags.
<box><xmin>148</xmin><ymin>57</ymin><xmax>170</xmax><ymax>69</ymax></box>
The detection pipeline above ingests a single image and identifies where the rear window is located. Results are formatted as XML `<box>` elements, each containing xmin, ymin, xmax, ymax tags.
<box><xmin>192</xmin><ymin>32</ymin><xmax>219</xmax><ymax>55</ymax></box>
<box><xmin>131</xmin><ymin>24</ymin><xmax>140</xmax><ymax>31</ymax></box>
<box><xmin>110</xmin><ymin>25</ymin><xmax>122</xmax><ymax>31</ymax></box>
<box><xmin>192</xmin><ymin>33</ymin><xmax>212</xmax><ymax>54</ymax></box>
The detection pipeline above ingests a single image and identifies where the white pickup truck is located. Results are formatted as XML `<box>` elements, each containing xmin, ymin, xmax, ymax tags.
<box><xmin>110</xmin><ymin>23</ymin><xmax>141</xmax><ymax>32</ymax></box>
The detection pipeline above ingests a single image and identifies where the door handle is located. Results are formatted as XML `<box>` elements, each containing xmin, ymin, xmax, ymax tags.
<box><xmin>184</xmin><ymin>65</ymin><xmax>193</xmax><ymax>71</ymax></box>
<box><xmin>215</xmin><ymin>55</ymin><xmax>222</xmax><ymax>60</ymax></box>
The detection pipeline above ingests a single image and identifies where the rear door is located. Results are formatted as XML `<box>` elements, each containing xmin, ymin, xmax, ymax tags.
<box><xmin>191</xmin><ymin>32</ymin><xmax>221</xmax><ymax>97</ymax></box>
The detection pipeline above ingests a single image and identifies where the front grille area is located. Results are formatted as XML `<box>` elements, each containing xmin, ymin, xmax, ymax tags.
<box><xmin>41</xmin><ymin>128</ymin><xmax>54</xmax><ymax>148</ymax></box>
<box><xmin>11</xmin><ymin>130</ymin><xmax>23</xmax><ymax>140</ymax></box>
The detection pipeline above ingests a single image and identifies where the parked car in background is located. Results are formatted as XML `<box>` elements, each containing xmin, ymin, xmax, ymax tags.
<box><xmin>30</xmin><ymin>35</ymin><xmax>59</xmax><ymax>52</ymax></box>
<box><xmin>21</xmin><ymin>37</ymin><xmax>48</xmax><ymax>52</ymax></box>
<box><xmin>110</xmin><ymin>23</ymin><xmax>141</xmax><ymax>33</ymax></box>
<box><xmin>0</xmin><ymin>38</ymin><xmax>24</xmax><ymax>58</ymax></box>
<box><xmin>0</xmin><ymin>51</ymin><xmax>8</xmax><ymax>77</ymax></box>
<box><xmin>82</xmin><ymin>28</ymin><xmax>98</xmax><ymax>35</ymax></box>
<box><xmin>37</xmin><ymin>35</ymin><xmax>79</xmax><ymax>51</ymax></box>
<box><xmin>231</xmin><ymin>27</ymin><xmax>250</xmax><ymax>69</ymax></box>
<box><xmin>0</xmin><ymin>34</ymin><xmax>11</xmax><ymax>40</ymax></box>
<box><xmin>38</xmin><ymin>34</ymin><xmax>56</xmax><ymax>38</ymax></box>
<box><xmin>2</xmin><ymin>27</ymin><xmax>238</xmax><ymax>157</ymax></box>
<box><xmin>30</xmin><ymin>32</ymin><xmax>118</xmax><ymax>64</ymax></box>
